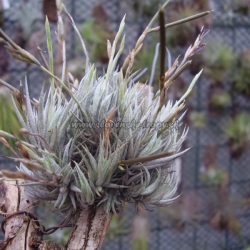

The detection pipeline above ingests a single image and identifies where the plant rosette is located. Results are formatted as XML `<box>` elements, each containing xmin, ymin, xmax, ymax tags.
<box><xmin>0</xmin><ymin>1</ymin><xmax>210</xmax><ymax>248</ymax></box>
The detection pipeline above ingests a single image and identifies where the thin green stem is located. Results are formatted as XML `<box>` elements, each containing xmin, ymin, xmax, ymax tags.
<box><xmin>57</xmin><ymin>14</ymin><xmax>66</xmax><ymax>85</ymax></box>
<box><xmin>148</xmin><ymin>11</ymin><xmax>211</xmax><ymax>33</ymax></box>
<box><xmin>147</xmin><ymin>0</ymin><xmax>172</xmax><ymax>29</ymax></box>
<box><xmin>159</xmin><ymin>8</ymin><xmax>166</xmax><ymax>92</ymax></box>
<box><xmin>62</xmin><ymin>4</ymin><xmax>89</xmax><ymax>67</ymax></box>
<box><xmin>45</xmin><ymin>17</ymin><xmax>55</xmax><ymax>90</ymax></box>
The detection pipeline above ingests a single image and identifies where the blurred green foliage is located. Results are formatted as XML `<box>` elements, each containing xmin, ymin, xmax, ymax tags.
<box><xmin>0</xmin><ymin>87</ymin><xmax>21</xmax><ymax>153</ymax></box>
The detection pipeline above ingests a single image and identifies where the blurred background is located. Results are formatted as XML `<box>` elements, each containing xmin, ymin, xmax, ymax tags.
<box><xmin>0</xmin><ymin>0</ymin><xmax>250</xmax><ymax>249</ymax></box>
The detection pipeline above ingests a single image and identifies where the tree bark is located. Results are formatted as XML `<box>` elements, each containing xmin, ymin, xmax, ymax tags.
<box><xmin>0</xmin><ymin>180</ymin><xmax>112</xmax><ymax>250</ymax></box>
<box><xmin>66</xmin><ymin>207</ymin><xmax>113</xmax><ymax>250</ymax></box>
<box><xmin>0</xmin><ymin>180</ymin><xmax>37</xmax><ymax>249</ymax></box>
<box><xmin>0</xmin><ymin>180</ymin><xmax>63</xmax><ymax>250</ymax></box>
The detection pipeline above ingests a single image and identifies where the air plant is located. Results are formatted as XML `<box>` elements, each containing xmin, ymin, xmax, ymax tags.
<box><xmin>0</xmin><ymin>0</ymin><xmax>210</xmax><ymax>248</ymax></box>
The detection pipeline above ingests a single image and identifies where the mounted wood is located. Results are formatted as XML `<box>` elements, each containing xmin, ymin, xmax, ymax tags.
<box><xmin>66</xmin><ymin>206</ymin><xmax>113</xmax><ymax>250</ymax></box>
<box><xmin>0</xmin><ymin>180</ymin><xmax>62</xmax><ymax>250</ymax></box>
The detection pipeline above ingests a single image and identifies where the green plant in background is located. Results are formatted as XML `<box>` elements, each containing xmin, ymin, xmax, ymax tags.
<box><xmin>207</xmin><ymin>81</ymin><xmax>230</xmax><ymax>116</ymax></box>
<box><xmin>0</xmin><ymin>86</ymin><xmax>21</xmax><ymax>154</ymax></box>
<box><xmin>201</xmin><ymin>144</ymin><xmax>228</xmax><ymax>186</ymax></box>
<box><xmin>106</xmin><ymin>215</ymin><xmax>128</xmax><ymax>239</ymax></box>
<box><xmin>167</xmin><ymin>4</ymin><xmax>196</xmax><ymax>47</ymax></box>
<box><xmin>132</xmin><ymin>233</ymin><xmax>148</xmax><ymax>250</ymax></box>
<box><xmin>223</xmin><ymin>0</ymin><xmax>250</xmax><ymax>18</ymax></box>
<box><xmin>133</xmin><ymin>39</ymin><xmax>159</xmax><ymax>87</ymax></box>
<box><xmin>233</xmin><ymin>0</ymin><xmax>250</xmax><ymax>15</ymax></box>
<box><xmin>131</xmin><ymin>0</ymin><xmax>162</xmax><ymax>18</ymax></box>
<box><xmin>132</xmin><ymin>205</ymin><xmax>149</xmax><ymax>250</ymax></box>
<box><xmin>0</xmin><ymin>0</ymin><xmax>210</xmax><ymax>248</ymax></box>
<box><xmin>224</xmin><ymin>112</ymin><xmax>250</xmax><ymax>159</ymax></box>
<box><xmin>200</xmin><ymin>167</ymin><xmax>227</xmax><ymax>186</ymax></box>
<box><xmin>79</xmin><ymin>20</ymin><xmax>113</xmax><ymax>64</ymax></box>
<box><xmin>210</xmin><ymin>91</ymin><xmax>231</xmax><ymax>108</ymax></box>
<box><xmin>232</xmin><ymin>50</ymin><xmax>250</xmax><ymax>98</ymax></box>
<box><xmin>188</xmin><ymin>111</ymin><xmax>206</xmax><ymax>129</ymax></box>
<box><xmin>160</xmin><ymin>190</ymin><xmax>201</xmax><ymax>230</ymax></box>
<box><xmin>166</xmin><ymin>0</ymin><xmax>211</xmax><ymax>48</ymax></box>
<box><xmin>79</xmin><ymin>3</ymin><xmax>114</xmax><ymax>64</ymax></box>
<box><xmin>203</xmin><ymin>41</ymin><xmax>236</xmax><ymax>82</ymax></box>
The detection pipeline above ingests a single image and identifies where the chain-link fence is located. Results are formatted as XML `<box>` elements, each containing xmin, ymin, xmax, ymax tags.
<box><xmin>0</xmin><ymin>0</ymin><xmax>250</xmax><ymax>249</ymax></box>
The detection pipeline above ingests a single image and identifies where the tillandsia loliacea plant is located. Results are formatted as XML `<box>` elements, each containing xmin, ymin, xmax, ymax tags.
<box><xmin>0</xmin><ymin>0</ymin><xmax>210</xmax><ymax>249</ymax></box>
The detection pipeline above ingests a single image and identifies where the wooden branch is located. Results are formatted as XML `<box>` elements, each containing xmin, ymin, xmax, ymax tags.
<box><xmin>66</xmin><ymin>206</ymin><xmax>113</xmax><ymax>250</ymax></box>
<box><xmin>0</xmin><ymin>180</ymin><xmax>36</xmax><ymax>249</ymax></box>
<box><xmin>0</xmin><ymin>180</ymin><xmax>63</xmax><ymax>250</ymax></box>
